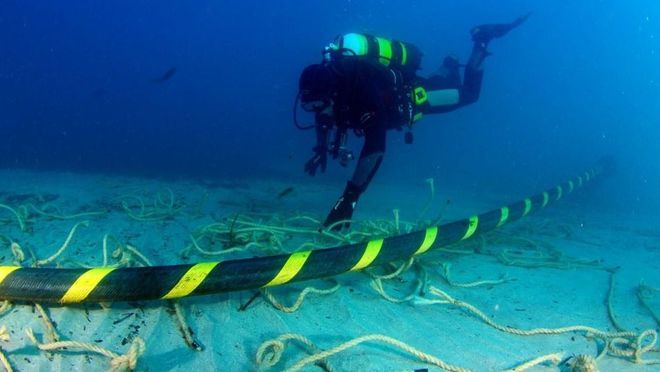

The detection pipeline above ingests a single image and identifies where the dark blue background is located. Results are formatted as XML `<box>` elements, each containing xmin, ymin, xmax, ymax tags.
<box><xmin>1</xmin><ymin>1</ymin><xmax>658</xmax><ymax>213</ymax></box>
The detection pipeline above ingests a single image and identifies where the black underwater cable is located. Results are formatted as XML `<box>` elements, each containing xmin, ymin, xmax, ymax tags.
<box><xmin>0</xmin><ymin>165</ymin><xmax>605</xmax><ymax>304</ymax></box>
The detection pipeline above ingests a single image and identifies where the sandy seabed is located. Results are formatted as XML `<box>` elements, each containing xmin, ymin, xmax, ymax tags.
<box><xmin>0</xmin><ymin>168</ymin><xmax>657</xmax><ymax>371</ymax></box>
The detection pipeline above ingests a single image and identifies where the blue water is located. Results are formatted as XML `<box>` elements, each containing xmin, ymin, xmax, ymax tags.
<box><xmin>2</xmin><ymin>2</ymin><xmax>660</xmax><ymax>370</ymax></box>
<box><xmin>1</xmin><ymin>0</ymin><xmax>659</xmax><ymax>213</ymax></box>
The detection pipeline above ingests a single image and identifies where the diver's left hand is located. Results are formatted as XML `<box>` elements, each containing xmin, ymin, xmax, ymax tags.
<box><xmin>304</xmin><ymin>146</ymin><xmax>327</xmax><ymax>176</ymax></box>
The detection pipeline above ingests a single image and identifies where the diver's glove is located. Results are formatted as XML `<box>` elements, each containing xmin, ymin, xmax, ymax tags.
<box><xmin>471</xmin><ymin>13</ymin><xmax>531</xmax><ymax>45</ymax></box>
<box><xmin>304</xmin><ymin>146</ymin><xmax>327</xmax><ymax>176</ymax></box>
<box><xmin>323</xmin><ymin>182</ymin><xmax>361</xmax><ymax>231</ymax></box>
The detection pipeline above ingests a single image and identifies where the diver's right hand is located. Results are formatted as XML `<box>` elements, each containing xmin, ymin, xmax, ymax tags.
<box><xmin>304</xmin><ymin>146</ymin><xmax>327</xmax><ymax>176</ymax></box>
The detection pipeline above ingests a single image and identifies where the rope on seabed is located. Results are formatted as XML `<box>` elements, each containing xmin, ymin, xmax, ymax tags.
<box><xmin>370</xmin><ymin>277</ymin><xmax>424</xmax><ymax>303</ymax></box>
<box><xmin>508</xmin><ymin>352</ymin><xmax>563</xmax><ymax>371</ymax></box>
<box><xmin>606</xmin><ymin>268</ymin><xmax>627</xmax><ymax>331</ymax></box>
<box><xmin>0</xmin><ymin>326</ymin><xmax>13</xmax><ymax>372</ymax></box>
<box><xmin>171</xmin><ymin>301</ymin><xmax>204</xmax><ymax>351</ymax></box>
<box><xmin>121</xmin><ymin>245</ymin><xmax>202</xmax><ymax>352</ymax></box>
<box><xmin>0</xmin><ymin>204</ymin><xmax>26</xmax><ymax>231</ymax></box>
<box><xmin>28</xmin><ymin>203</ymin><xmax>107</xmax><ymax>220</ymax></box>
<box><xmin>10</xmin><ymin>242</ymin><xmax>24</xmax><ymax>266</ymax></box>
<box><xmin>0</xmin><ymin>204</ymin><xmax>25</xmax><ymax>231</ymax></box>
<box><xmin>0</xmin><ymin>301</ymin><xmax>11</xmax><ymax>316</ymax></box>
<box><xmin>188</xmin><ymin>233</ymin><xmax>247</xmax><ymax>256</ymax></box>
<box><xmin>26</xmin><ymin>328</ymin><xmax>146</xmax><ymax>372</ymax></box>
<box><xmin>418</xmin><ymin>286</ymin><xmax>660</xmax><ymax>365</ymax></box>
<box><xmin>439</xmin><ymin>263</ymin><xmax>510</xmax><ymax>288</ymax></box>
<box><xmin>262</xmin><ymin>282</ymin><xmax>341</xmax><ymax>313</ymax></box>
<box><xmin>120</xmin><ymin>189</ymin><xmax>183</xmax><ymax>222</ymax></box>
<box><xmin>255</xmin><ymin>333</ymin><xmax>469</xmax><ymax>372</ymax></box>
<box><xmin>367</xmin><ymin>258</ymin><xmax>415</xmax><ymax>280</ymax></box>
<box><xmin>606</xmin><ymin>329</ymin><xmax>660</xmax><ymax>364</ymax></box>
<box><xmin>34</xmin><ymin>303</ymin><xmax>60</xmax><ymax>343</ymax></box>
<box><xmin>366</xmin><ymin>259</ymin><xmax>428</xmax><ymax>303</ymax></box>
<box><xmin>35</xmin><ymin>220</ymin><xmax>90</xmax><ymax>266</ymax></box>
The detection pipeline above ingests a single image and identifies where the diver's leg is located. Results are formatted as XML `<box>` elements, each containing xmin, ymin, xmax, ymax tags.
<box><xmin>461</xmin><ymin>42</ymin><xmax>488</xmax><ymax>105</ymax></box>
<box><xmin>323</xmin><ymin>124</ymin><xmax>386</xmax><ymax>230</ymax></box>
<box><xmin>463</xmin><ymin>14</ymin><xmax>530</xmax><ymax>104</ymax></box>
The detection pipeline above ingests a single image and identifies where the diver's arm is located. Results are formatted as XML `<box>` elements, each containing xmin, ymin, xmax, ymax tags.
<box><xmin>314</xmin><ymin>118</ymin><xmax>330</xmax><ymax>151</ymax></box>
<box><xmin>304</xmin><ymin>115</ymin><xmax>331</xmax><ymax>176</ymax></box>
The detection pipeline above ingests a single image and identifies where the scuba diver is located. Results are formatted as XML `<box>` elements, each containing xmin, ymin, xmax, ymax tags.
<box><xmin>296</xmin><ymin>14</ymin><xmax>530</xmax><ymax>230</ymax></box>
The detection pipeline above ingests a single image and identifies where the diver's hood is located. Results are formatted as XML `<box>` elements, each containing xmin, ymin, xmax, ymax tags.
<box><xmin>298</xmin><ymin>63</ymin><xmax>337</xmax><ymax>103</ymax></box>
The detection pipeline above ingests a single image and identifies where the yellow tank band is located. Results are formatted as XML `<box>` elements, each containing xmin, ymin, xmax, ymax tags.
<box><xmin>399</xmin><ymin>41</ymin><xmax>408</xmax><ymax>65</ymax></box>
<box><xmin>376</xmin><ymin>37</ymin><xmax>392</xmax><ymax>66</ymax></box>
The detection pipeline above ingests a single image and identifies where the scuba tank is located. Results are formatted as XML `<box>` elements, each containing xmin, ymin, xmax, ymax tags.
<box><xmin>294</xmin><ymin>33</ymin><xmax>428</xmax><ymax>145</ymax></box>
<box><xmin>322</xmin><ymin>33</ymin><xmax>428</xmax><ymax>144</ymax></box>
<box><xmin>323</xmin><ymin>33</ymin><xmax>422</xmax><ymax>78</ymax></box>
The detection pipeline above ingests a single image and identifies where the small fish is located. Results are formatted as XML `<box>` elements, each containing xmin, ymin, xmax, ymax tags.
<box><xmin>277</xmin><ymin>187</ymin><xmax>294</xmax><ymax>199</ymax></box>
<box><xmin>152</xmin><ymin>67</ymin><xmax>176</xmax><ymax>83</ymax></box>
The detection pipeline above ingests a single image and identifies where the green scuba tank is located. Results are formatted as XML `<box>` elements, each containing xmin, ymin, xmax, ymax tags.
<box><xmin>324</xmin><ymin>33</ymin><xmax>422</xmax><ymax>75</ymax></box>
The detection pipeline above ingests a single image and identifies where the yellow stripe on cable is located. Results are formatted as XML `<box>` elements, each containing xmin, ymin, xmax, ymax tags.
<box><xmin>556</xmin><ymin>185</ymin><xmax>563</xmax><ymax>201</ymax></box>
<box><xmin>523</xmin><ymin>198</ymin><xmax>532</xmax><ymax>216</ymax></box>
<box><xmin>414</xmin><ymin>226</ymin><xmax>438</xmax><ymax>255</ymax></box>
<box><xmin>462</xmin><ymin>216</ymin><xmax>479</xmax><ymax>240</ymax></box>
<box><xmin>60</xmin><ymin>267</ymin><xmax>115</xmax><ymax>304</ymax></box>
<box><xmin>497</xmin><ymin>207</ymin><xmax>509</xmax><ymax>227</ymax></box>
<box><xmin>578</xmin><ymin>176</ymin><xmax>583</xmax><ymax>187</ymax></box>
<box><xmin>568</xmin><ymin>180</ymin><xmax>574</xmax><ymax>193</ymax></box>
<box><xmin>542</xmin><ymin>192</ymin><xmax>550</xmax><ymax>208</ymax></box>
<box><xmin>0</xmin><ymin>266</ymin><xmax>19</xmax><ymax>285</ymax></box>
<box><xmin>162</xmin><ymin>262</ymin><xmax>219</xmax><ymax>299</ymax></box>
<box><xmin>264</xmin><ymin>251</ymin><xmax>311</xmax><ymax>287</ymax></box>
<box><xmin>351</xmin><ymin>239</ymin><xmax>383</xmax><ymax>271</ymax></box>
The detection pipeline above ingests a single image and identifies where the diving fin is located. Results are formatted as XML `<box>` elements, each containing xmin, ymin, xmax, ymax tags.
<box><xmin>471</xmin><ymin>12</ymin><xmax>531</xmax><ymax>44</ymax></box>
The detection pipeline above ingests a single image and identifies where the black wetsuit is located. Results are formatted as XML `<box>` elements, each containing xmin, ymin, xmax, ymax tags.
<box><xmin>304</xmin><ymin>14</ymin><xmax>530</xmax><ymax>229</ymax></box>
<box><xmin>316</xmin><ymin>42</ymin><xmax>489</xmax><ymax>229</ymax></box>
